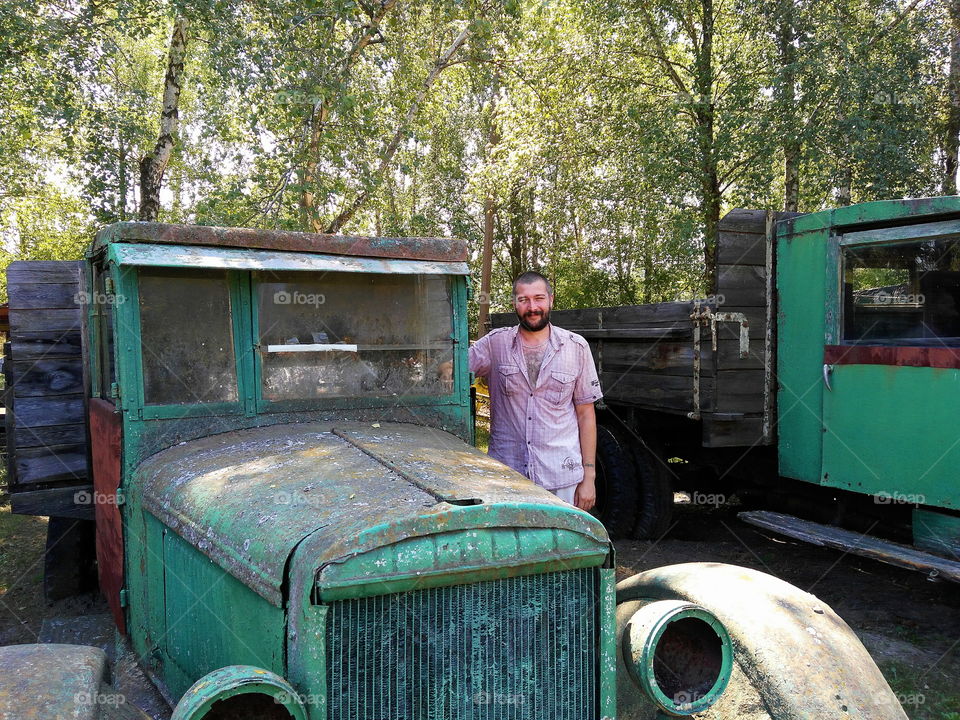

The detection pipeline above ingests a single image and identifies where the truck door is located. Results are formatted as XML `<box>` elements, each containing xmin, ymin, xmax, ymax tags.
<box><xmin>821</xmin><ymin>220</ymin><xmax>960</xmax><ymax>510</ymax></box>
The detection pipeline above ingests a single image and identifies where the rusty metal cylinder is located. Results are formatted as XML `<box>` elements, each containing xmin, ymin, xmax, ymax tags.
<box><xmin>620</xmin><ymin>599</ymin><xmax>733</xmax><ymax>717</ymax></box>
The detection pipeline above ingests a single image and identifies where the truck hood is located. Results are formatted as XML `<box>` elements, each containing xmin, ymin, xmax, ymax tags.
<box><xmin>137</xmin><ymin>422</ymin><xmax>608</xmax><ymax>606</ymax></box>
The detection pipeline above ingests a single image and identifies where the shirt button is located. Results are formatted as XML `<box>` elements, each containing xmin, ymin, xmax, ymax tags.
<box><xmin>527</xmin><ymin>417</ymin><xmax>532</xmax><ymax>420</ymax></box>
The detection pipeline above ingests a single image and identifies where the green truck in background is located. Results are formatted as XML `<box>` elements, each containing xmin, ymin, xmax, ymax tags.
<box><xmin>1</xmin><ymin>221</ymin><xmax>911</xmax><ymax>718</ymax></box>
<box><xmin>492</xmin><ymin>197</ymin><xmax>960</xmax><ymax>582</ymax></box>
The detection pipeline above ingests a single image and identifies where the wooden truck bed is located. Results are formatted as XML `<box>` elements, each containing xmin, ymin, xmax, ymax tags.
<box><xmin>492</xmin><ymin>209</ymin><xmax>801</xmax><ymax>448</ymax></box>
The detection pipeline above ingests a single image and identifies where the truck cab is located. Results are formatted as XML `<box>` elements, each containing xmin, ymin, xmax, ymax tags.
<box><xmin>83</xmin><ymin>222</ymin><xmax>620</xmax><ymax>717</ymax></box>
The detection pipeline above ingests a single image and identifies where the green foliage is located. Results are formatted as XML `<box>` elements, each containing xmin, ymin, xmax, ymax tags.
<box><xmin>0</xmin><ymin>0</ymin><xmax>952</xmax><ymax>318</ymax></box>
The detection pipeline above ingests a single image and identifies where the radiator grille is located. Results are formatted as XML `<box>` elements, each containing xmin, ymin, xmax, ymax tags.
<box><xmin>325</xmin><ymin>567</ymin><xmax>599</xmax><ymax>720</ymax></box>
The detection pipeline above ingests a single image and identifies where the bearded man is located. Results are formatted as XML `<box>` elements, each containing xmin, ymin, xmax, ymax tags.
<box><xmin>469</xmin><ymin>271</ymin><xmax>602</xmax><ymax>510</ymax></box>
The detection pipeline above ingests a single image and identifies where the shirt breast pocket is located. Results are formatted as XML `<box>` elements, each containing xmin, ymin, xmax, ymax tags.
<box><xmin>549</xmin><ymin>371</ymin><xmax>576</xmax><ymax>404</ymax></box>
<box><xmin>498</xmin><ymin>365</ymin><xmax>523</xmax><ymax>396</ymax></box>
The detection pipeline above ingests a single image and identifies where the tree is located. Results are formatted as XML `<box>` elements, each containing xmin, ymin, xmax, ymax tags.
<box><xmin>139</xmin><ymin>16</ymin><xmax>189</xmax><ymax>221</ymax></box>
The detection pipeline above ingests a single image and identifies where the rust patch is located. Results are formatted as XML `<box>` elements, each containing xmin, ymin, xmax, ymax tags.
<box><xmin>90</xmin><ymin>399</ymin><xmax>125</xmax><ymax>635</ymax></box>
<box><xmin>824</xmin><ymin>344</ymin><xmax>960</xmax><ymax>369</ymax></box>
<box><xmin>94</xmin><ymin>222</ymin><xmax>468</xmax><ymax>262</ymax></box>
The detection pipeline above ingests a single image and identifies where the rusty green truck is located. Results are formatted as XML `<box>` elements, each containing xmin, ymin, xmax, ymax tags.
<box><xmin>492</xmin><ymin>197</ymin><xmax>960</xmax><ymax>582</ymax></box>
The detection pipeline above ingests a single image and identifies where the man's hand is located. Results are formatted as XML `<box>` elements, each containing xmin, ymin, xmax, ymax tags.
<box><xmin>574</xmin><ymin>466</ymin><xmax>596</xmax><ymax>511</ymax></box>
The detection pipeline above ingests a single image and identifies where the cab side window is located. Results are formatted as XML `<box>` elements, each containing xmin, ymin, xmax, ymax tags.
<box><xmin>138</xmin><ymin>268</ymin><xmax>238</xmax><ymax>405</ymax></box>
<box><xmin>94</xmin><ymin>266</ymin><xmax>117</xmax><ymax>401</ymax></box>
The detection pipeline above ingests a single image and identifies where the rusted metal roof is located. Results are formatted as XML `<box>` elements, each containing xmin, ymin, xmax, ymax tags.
<box><xmin>93</xmin><ymin>222</ymin><xmax>468</xmax><ymax>263</ymax></box>
<box><xmin>108</xmin><ymin>242</ymin><xmax>468</xmax><ymax>275</ymax></box>
<box><xmin>138</xmin><ymin>421</ymin><xmax>608</xmax><ymax>607</ymax></box>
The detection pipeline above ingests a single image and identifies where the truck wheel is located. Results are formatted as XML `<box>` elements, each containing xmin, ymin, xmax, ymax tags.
<box><xmin>43</xmin><ymin>517</ymin><xmax>97</xmax><ymax>602</ymax></box>
<box><xmin>593</xmin><ymin>424</ymin><xmax>639</xmax><ymax>538</ymax></box>
<box><xmin>631</xmin><ymin>440</ymin><xmax>674</xmax><ymax>540</ymax></box>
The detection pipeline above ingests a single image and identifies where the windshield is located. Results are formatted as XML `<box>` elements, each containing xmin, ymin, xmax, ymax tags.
<box><xmin>256</xmin><ymin>271</ymin><xmax>454</xmax><ymax>401</ymax></box>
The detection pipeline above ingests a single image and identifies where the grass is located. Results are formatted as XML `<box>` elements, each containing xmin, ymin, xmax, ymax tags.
<box><xmin>0</xmin><ymin>470</ymin><xmax>49</xmax><ymax>643</ymax></box>
<box><xmin>879</xmin><ymin>659</ymin><xmax>960</xmax><ymax>720</ymax></box>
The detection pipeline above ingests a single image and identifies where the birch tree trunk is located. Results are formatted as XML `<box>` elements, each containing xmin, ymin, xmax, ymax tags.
<box><xmin>138</xmin><ymin>16</ymin><xmax>189</xmax><ymax>222</ymax></box>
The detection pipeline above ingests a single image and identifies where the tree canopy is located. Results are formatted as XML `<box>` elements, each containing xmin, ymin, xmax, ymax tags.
<box><xmin>0</xmin><ymin>0</ymin><xmax>954</xmax><ymax>317</ymax></box>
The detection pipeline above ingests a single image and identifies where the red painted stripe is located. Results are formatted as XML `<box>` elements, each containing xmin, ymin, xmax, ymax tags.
<box><xmin>824</xmin><ymin>345</ymin><xmax>960</xmax><ymax>369</ymax></box>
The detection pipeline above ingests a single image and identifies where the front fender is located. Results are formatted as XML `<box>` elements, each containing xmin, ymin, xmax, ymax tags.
<box><xmin>617</xmin><ymin>562</ymin><xmax>907</xmax><ymax>720</ymax></box>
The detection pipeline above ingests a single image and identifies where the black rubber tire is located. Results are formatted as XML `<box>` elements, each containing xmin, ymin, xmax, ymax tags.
<box><xmin>630</xmin><ymin>439</ymin><xmax>674</xmax><ymax>540</ymax></box>
<box><xmin>43</xmin><ymin>517</ymin><xmax>97</xmax><ymax>602</ymax></box>
<box><xmin>592</xmin><ymin>424</ymin><xmax>640</xmax><ymax>538</ymax></box>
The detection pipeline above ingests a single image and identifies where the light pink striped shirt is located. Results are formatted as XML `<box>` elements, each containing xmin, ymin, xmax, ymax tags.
<box><xmin>469</xmin><ymin>324</ymin><xmax>603</xmax><ymax>490</ymax></box>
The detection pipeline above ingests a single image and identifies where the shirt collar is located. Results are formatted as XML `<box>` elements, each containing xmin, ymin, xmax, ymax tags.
<box><xmin>511</xmin><ymin>322</ymin><xmax>562</xmax><ymax>350</ymax></box>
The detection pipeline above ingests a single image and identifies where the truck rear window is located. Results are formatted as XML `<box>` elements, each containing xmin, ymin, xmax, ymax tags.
<box><xmin>138</xmin><ymin>268</ymin><xmax>239</xmax><ymax>405</ymax></box>
<box><xmin>256</xmin><ymin>271</ymin><xmax>453</xmax><ymax>401</ymax></box>
<box><xmin>842</xmin><ymin>238</ymin><xmax>960</xmax><ymax>346</ymax></box>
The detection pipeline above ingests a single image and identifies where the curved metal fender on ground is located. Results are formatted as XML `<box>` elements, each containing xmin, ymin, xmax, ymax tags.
<box><xmin>617</xmin><ymin>562</ymin><xmax>908</xmax><ymax>720</ymax></box>
<box><xmin>171</xmin><ymin>665</ymin><xmax>308</xmax><ymax>720</ymax></box>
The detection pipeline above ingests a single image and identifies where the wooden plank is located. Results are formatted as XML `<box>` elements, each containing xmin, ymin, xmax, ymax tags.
<box><xmin>600</xmin><ymin>371</ymin><xmax>713</xmax><ymax>412</ymax></box>
<box><xmin>716</xmin><ymin>265</ymin><xmax>766</xmax><ymax>306</ymax></box>
<box><xmin>576</xmin><ymin>327</ymin><xmax>692</xmax><ymax>340</ymax></box>
<box><xmin>739</xmin><ymin>510</ymin><xmax>960</xmax><ymax>583</ymax></box>
<box><xmin>541</xmin><ymin>307</ymin><xmax>603</xmax><ymax>329</ymax></box>
<box><xmin>10</xmin><ymin>359</ymin><xmax>84</xmax><ymax>397</ymax></box>
<box><xmin>717</xmin><ymin>231</ymin><xmax>767</xmax><ymax>266</ymax></box>
<box><xmin>714</xmin><ymin>370</ymin><xmax>765</xmax><ymax>413</ymax></box>
<box><xmin>15</xmin><ymin>423</ymin><xmax>88</xmax><ymax>448</ymax></box>
<box><xmin>8</xmin><ymin>308</ymin><xmax>81</xmax><ymax>333</ymax></box>
<box><xmin>14</xmin><ymin>443</ymin><xmax>88</xmax><ymax>484</ymax></box>
<box><xmin>718</xmin><ymin>208</ymin><xmax>767</xmax><ymax>234</ymax></box>
<box><xmin>599</xmin><ymin>302</ymin><xmax>695</xmax><ymax>327</ymax></box>
<box><xmin>715</xmin><ymin>338</ymin><xmax>765</xmax><ymax>370</ymax></box>
<box><xmin>714</xmin><ymin>306</ymin><xmax>766</xmax><ymax>342</ymax></box>
<box><xmin>6</xmin><ymin>260</ymin><xmax>81</xmax><ymax>285</ymax></box>
<box><xmin>10</xmin><ymin>484</ymin><xmax>95</xmax><ymax>520</ymax></box>
<box><xmin>7</xmin><ymin>281</ymin><xmax>82</xmax><ymax>310</ymax></box>
<box><xmin>10</xmin><ymin>332</ymin><xmax>84</xmax><ymax>359</ymax></box>
<box><xmin>12</xmin><ymin>395</ymin><xmax>85</xmax><ymax>427</ymax></box>
<box><xmin>598</xmin><ymin>340</ymin><xmax>712</xmax><ymax>377</ymax></box>
<box><xmin>702</xmin><ymin>414</ymin><xmax>767</xmax><ymax>447</ymax></box>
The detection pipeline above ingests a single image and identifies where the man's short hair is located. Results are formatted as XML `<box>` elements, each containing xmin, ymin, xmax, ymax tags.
<box><xmin>513</xmin><ymin>271</ymin><xmax>553</xmax><ymax>296</ymax></box>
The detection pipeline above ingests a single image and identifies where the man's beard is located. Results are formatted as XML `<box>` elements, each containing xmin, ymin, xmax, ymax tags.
<box><xmin>517</xmin><ymin>308</ymin><xmax>550</xmax><ymax>332</ymax></box>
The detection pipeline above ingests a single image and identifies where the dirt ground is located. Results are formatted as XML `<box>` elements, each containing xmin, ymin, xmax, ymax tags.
<box><xmin>2</xmin><ymin>487</ymin><xmax>959</xmax><ymax>718</ymax></box>
<box><xmin>614</xmin><ymin>498</ymin><xmax>960</xmax><ymax>720</ymax></box>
